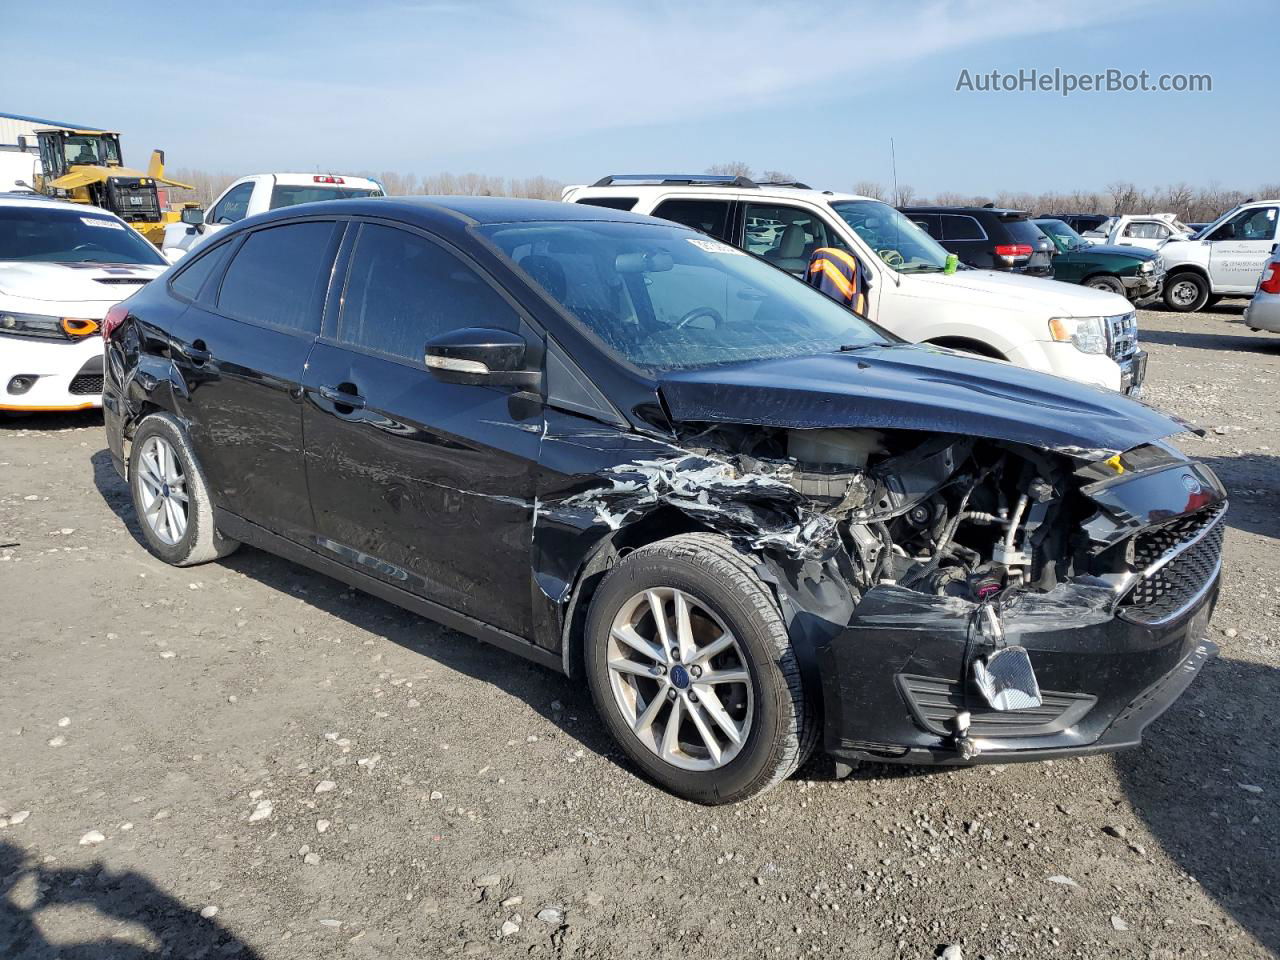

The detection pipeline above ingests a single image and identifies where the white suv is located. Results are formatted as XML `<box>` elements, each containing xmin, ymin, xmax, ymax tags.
<box><xmin>162</xmin><ymin>173</ymin><xmax>384</xmax><ymax>261</ymax></box>
<box><xmin>564</xmin><ymin>175</ymin><xmax>1145</xmax><ymax>393</ymax></box>
<box><xmin>1</xmin><ymin>194</ymin><xmax>167</xmax><ymax>413</ymax></box>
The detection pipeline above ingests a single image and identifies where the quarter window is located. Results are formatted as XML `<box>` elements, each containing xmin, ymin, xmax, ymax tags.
<box><xmin>651</xmin><ymin>199</ymin><xmax>732</xmax><ymax>240</ymax></box>
<box><xmin>217</xmin><ymin>221</ymin><xmax>337</xmax><ymax>333</ymax></box>
<box><xmin>575</xmin><ymin>196</ymin><xmax>639</xmax><ymax>211</ymax></box>
<box><xmin>209</xmin><ymin>182</ymin><xmax>255</xmax><ymax>225</ymax></box>
<box><xmin>169</xmin><ymin>241</ymin><xmax>232</xmax><ymax>302</ymax></box>
<box><xmin>337</xmin><ymin>223</ymin><xmax>518</xmax><ymax>362</ymax></box>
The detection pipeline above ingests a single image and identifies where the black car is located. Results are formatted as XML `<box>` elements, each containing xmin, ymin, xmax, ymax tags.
<box><xmin>902</xmin><ymin>206</ymin><xmax>1055</xmax><ymax>277</ymax></box>
<box><xmin>102</xmin><ymin>197</ymin><xmax>1224</xmax><ymax>804</ymax></box>
<box><xmin>1042</xmin><ymin>213</ymin><xmax>1110</xmax><ymax>236</ymax></box>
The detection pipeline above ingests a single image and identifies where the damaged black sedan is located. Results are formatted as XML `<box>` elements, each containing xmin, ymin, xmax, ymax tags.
<box><xmin>102</xmin><ymin>197</ymin><xmax>1225</xmax><ymax>804</ymax></box>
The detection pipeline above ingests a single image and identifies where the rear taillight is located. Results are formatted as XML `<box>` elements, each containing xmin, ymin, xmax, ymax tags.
<box><xmin>994</xmin><ymin>244</ymin><xmax>1033</xmax><ymax>259</ymax></box>
<box><xmin>1260</xmin><ymin>262</ymin><xmax>1280</xmax><ymax>295</ymax></box>
<box><xmin>102</xmin><ymin>304</ymin><xmax>129</xmax><ymax>342</ymax></box>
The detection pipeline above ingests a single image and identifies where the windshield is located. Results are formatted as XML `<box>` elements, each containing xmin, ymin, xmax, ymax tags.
<box><xmin>1033</xmin><ymin>218</ymin><xmax>1083</xmax><ymax>252</ymax></box>
<box><xmin>62</xmin><ymin>135</ymin><xmax>120</xmax><ymax>167</ymax></box>
<box><xmin>478</xmin><ymin>220</ymin><xmax>887</xmax><ymax>373</ymax></box>
<box><xmin>829</xmin><ymin>200</ymin><xmax>951</xmax><ymax>274</ymax></box>
<box><xmin>0</xmin><ymin>206</ymin><xmax>166</xmax><ymax>265</ymax></box>
<box><xmin>269</xmin><ymin>185</ymin><xmax>384</xmax><ymax>209</ymax></box>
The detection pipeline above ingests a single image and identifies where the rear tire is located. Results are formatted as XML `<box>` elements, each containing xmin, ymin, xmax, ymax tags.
<box><xmin>1164</xmin><ymin>272</ymin><xmax>1209</xmax><ymax>312</ymax></box>
<box><xmin>128</xmin><ymin>413</ymin><xmax>239</xmax><ymax>567</ymax></box>
<box><xmin>1085</xmin><ymin>275</ymin><xmax>1126</xmax><ymax>296</ymax></box>
<box><xmin>584</xmin><ymin>533</ymin><xmax>814</xmax><ymax>804</ymax></box>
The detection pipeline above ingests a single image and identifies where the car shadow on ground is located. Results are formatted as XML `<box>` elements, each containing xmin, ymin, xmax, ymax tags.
<box><xmin>87</xmin><ymin>450</ymin><xmax>621</xmax><ymax>771</ymax></box>
<box><xmin>0</xmin><ymin>839</ymin><xmax>262</xmax><ymax>959</ymax></box>
<box><xmin>0</xmin><ymin>410</ymin><xmax>104</xmax><ymax>431</ymax></box>
<box><xmin>1138</xmin><ymin>325</ymin><xmax>1280</xmax><ymax>354</ymax></box>
<box><xmin>1197</xmin><ymin>453</ymin><xmax>1280</xmax><ymax>540</ymax></box>
<box><xmin>1114</xmin><ymin>656</ymin><xmax>1280</xmax><ymax>953</ymax></box>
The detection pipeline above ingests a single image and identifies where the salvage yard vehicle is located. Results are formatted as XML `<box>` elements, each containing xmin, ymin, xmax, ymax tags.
<box><xmin>1243</xmin><ymin>248</ymin><xmax>1280</xmax><ymax>335</ymax></box>
<box><xmin>161</xmin><ymin>173</ymin><xmax>384</xmax><ymax>261</ymax></box>
<box><xmin>900</xmin><ymin>205</ymin><xmax>1056</xmax><ymax>278</ymax></box>
<box><xmin>1</xmin><ymin>194</ymin><xmax>167</xmax><ymax>413</ymax></box>
<box><xmin>1032</xmin><ymin>217</ymin><xmax>1164</xmax><ymax>301</ymax></box>
<box><xmin>1040</xmin><ymin>213</ymin><xmax>1108</xmax><ymax>237</ymax></box>
<box><xmin>1083</xmin><ymin>213</ymin><xmax>1195</xmax><ymax>252</ymax></box>
<box><xmin>1156</xmin><ymin>199</ymin><xmax>1280</xmax><ymax>312</ymax></box>
<box><xmin>565</xmin><ymin>175</ymin><xmax>1145</xmax><ymax>394</ymax></box>
<box><xmin>103</xmin><ymin>197</ymin><xmax>1224</xmax><ymax>804</ymax></box>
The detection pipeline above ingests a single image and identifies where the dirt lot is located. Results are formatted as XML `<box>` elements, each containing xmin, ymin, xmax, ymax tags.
<box><xmin>1</xmin><ymin>303</ymin><xmax>1277</xmax><ymax>960</ymax></box>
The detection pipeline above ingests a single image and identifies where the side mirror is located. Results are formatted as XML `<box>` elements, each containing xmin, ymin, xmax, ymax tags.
<box><xmin>424</xmin><ymin>327</ymin><xmax>538</xmax><ymax>387</ymax></box>
<box><xmin>181</xmin><ymin>207</ymin><xmax>205</xmax><ymax>226</ymax></box>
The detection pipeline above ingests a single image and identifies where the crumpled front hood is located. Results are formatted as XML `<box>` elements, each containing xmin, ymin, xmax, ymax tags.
<box><xmin>904</xmin><ymin>267</ymin><xmax>1130</xmax><ymax>314</ymax></box>
<box><xmin>0</xmin><ymin>261</ymin><xmax>164</xmax><ymax>303</ymax></box>
<box><xmin>1077</xmin><ymin>243</ymin><xmax>1159</xmax><ymax>261</ymax></box>
<box><xmin>658</xmin><ymin>344</ymin><xmax>1193</xmax><ymax>459</ymax></box>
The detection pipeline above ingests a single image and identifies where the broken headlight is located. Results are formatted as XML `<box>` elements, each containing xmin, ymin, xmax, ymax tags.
<box><xmin>1048</xmin><ymin>316</ymin><xmax>1107</xmax><ymax>355</ymax></box>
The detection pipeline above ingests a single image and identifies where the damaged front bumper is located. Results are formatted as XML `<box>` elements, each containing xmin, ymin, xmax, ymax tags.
<box><xmin>819</xmin><ymin>573</ymin><xmax>1219</xmax><ymax>765</ymax></box>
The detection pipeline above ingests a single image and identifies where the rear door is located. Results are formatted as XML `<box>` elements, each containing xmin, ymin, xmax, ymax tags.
<box><xmin>301</xmin><ymin>220</ymin><xmax>542</xmax><ymax>637</ymax></box>
<box><xmin>170</xmin><ymin>218</ymin><xmax>341</xmax><ymax>540</ymax></box>
<box><xmin>1207</xmin><ymin>205</ymin><xmax>1279</xmax><ymax>293</ymax></box>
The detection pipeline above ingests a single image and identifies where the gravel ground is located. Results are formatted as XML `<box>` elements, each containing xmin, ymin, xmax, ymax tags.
<box><xmin>1</xmin><ymin>303</ymin><xmax>1277</xmax><ymax>960</ymax></box>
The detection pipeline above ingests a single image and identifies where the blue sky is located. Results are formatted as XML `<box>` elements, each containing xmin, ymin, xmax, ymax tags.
<box><xmin>2</xmin><ymin>0</ymin><xmax>1271</xmax><ymax>195</ymax></box>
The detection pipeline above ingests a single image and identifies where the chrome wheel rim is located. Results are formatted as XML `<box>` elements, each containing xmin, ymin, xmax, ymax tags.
<box><xmin>135</xmin><ymin>435</ymin><xmax>189</xmax><ymax>545</ymax></box>
<box><xmin>606</xmin><ymin>587</ymin><xmax>753</xmax><ymax>772</ymax></box>
<box><xmin>1170</xmin><ymin>280</ymin><xmax>1199</xmax><ymax>306</ymax></box>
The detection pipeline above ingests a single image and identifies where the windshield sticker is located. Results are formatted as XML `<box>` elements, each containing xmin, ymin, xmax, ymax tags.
<box><xmin>80</xmin><ymin>217</ymin><xmax>124</xmax><ymax>230</ymax></box>
<box><xmin>686</xmin><ymin>237</ymin><xmax>745</xmax><ymax>256</ymax></box>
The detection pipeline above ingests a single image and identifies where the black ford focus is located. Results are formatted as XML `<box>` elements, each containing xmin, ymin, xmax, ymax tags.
<box><xmin>102</xmin><ymin>197</ymin><xmax>1225</xmax><ymax>804</ymax></box>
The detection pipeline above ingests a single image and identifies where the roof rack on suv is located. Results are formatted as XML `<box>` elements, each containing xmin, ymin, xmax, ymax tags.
<box><xmin>590</xmin><ymin>173</ymin><xmax>760</xmax><ymax>188</ymax></box>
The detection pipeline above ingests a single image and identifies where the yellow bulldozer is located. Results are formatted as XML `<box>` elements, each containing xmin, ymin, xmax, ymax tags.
<box><xmin>21</xmin><ymin>127</ymin><xmax>193</xmax><ymax>247</ymax></box>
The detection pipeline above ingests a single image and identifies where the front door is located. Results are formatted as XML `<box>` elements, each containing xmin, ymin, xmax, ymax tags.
<box><xmin>170</xmin><ymin>219</ymin><xmax>340</xmax><ymax>540</ymax></box>
<box><xmin>1207</xmin><ymin>205</ymin><xmax>1279</xmax><ymax>293</ymax></box>
<box><xmin>301</xmin><ymin>221</ymin><xmax>542</xmax><ymax>637</ymax></box>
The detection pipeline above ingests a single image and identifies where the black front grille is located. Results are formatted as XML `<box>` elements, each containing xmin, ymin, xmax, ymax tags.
<box><xmin>897</xmin><ymin>674</ymin><xmax>1096</xmax><ymax>738</ymax></box>
<box><xmin>106</xmin><ymin>181</ymin><xmax>160</xmax><ymax>221</ymax></box>
<box><xmin>1120</xmin><ymin>504</ymin><xmax>1226</xmax><ymax>625</ymax></box>
<box><xmin>69</xmin><ymin>374</ymin><xmax>103</xmax><ymax>395</ymax></box>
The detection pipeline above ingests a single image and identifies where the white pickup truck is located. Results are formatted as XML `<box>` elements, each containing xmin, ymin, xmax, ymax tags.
<box><xmin>1082</xmin><ymin>213</ymin><xmax>1196</xmax><ymax>251</ymax></box>
<box><xmin>162</xmin><ymin>172</ymin><xmax>384</xmax><ymax>261</ymax></box>
<box><xmin>1152</xmin><ymin>199</ymin><xmax>1280</xmax><ymax>312</ymax></box>
<box><xmin>564</xmin><ymin>175</ymin><xmax>1147</xmax><ymax>393</ymax></box>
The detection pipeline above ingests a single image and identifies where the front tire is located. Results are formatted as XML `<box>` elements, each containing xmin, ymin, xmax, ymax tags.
<box><xmin>584</xmin><ymin>533</ymin><xmax>814</xmax><ymax>804</ymax></box>
<box><xmin>1085</xmin><ymin>275</ymin><xmax>1126</xmax><ymax>296</ymax></box>
<box><xmin>128</xmin><ymin>413</ymin><xmax>238</xmax><ymax>566</ymax></box>
<box><xmin>1164</xmin><ymin>272</ymin><xmax>1209</xmax><ymax>312</ymax></box>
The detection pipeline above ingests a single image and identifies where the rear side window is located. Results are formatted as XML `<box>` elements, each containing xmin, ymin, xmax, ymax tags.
<box><xmin>269</xmin><ymin>184</ymin><xmax>383</xmax><ymax>208</ymax></box>
<box><xmin>651</xmin><ymin>199</ymin><xmax>732</xmax><ymax>240</ymax></box>
<box><xmin>336</xmin><ymin>223</ymin><xmax>518</xmax><ymax>362</ymax></box>
<box><xmin>575</xmin><ymin>196</ymin><xmax>638</xmax><ymax>211</ymax></box>
<box><xmin>169</xmin><ymin>241</ymin><xmax>232</xmax><ymax>302</ymax></box>
<box><xmin>217</xmin><ymin>221</ymin><xmax>337</xmax><ymax>333</ymax></box>
<box><xmin>941</xmin><ymin>215</ymin><xmax>985</xmax><ymax>242</ymax></box>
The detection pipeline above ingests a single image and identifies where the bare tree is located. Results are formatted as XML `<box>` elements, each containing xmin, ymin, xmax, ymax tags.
<box><xmin>892</xmin><ymin>183</ymin><xmax>917</xmax><ymax>207</ymax></box>
<box><xmin>705</xmin><ymin>161</ymin><xmax>754</xmax><ymax>179</ymax></box>
<box><xmin>760</xmin><ymin>169</ymin><xmax>797</xmax><ymax>184</ymax></box>
<box><xmin>852</xmin><ymin>180</ymin><xmax>885</xmax><ymax>200</ymax></box>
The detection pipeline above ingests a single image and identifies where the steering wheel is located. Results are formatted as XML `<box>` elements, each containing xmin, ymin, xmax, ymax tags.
<box><xmin>876</xmin><ymin>249</ymin><xmax>905</xmax><ymax>267</ymax></box>
<box><xmin>673</xmin><ymin>306</ymin><xmax>725</xmax><ymax>330</ymax></box>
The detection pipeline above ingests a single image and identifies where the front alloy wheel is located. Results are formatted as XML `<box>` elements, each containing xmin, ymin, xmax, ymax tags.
<box><xmin>606</xmin><ymin>587</ymin><xmax>753</xmax><ymax>771</ymax></box>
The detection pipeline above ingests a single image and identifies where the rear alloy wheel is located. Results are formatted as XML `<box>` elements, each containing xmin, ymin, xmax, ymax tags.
<box><xmin>1164</xmin><ymin>272</ymin><xmax>1209</xmax><ymax>312</ymax></box>
<box><xmin>128</xmin><ymin>413</ymin><xmax>238</xmax><ymax>566</ymax></box>
<box><xmin>585</xmin><ymin>533</ymin><xmax>813</xmax><ymax>804</ymax></box>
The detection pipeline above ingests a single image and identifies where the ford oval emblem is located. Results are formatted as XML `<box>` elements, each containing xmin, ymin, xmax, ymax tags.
<box><xmin>1181</xmin><ymin>473</ymin><xmax>1202</xmax><ymax>494</ymax></box>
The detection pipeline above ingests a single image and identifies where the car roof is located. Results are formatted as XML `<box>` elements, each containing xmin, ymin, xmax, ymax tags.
<box><xmin>904</xmin><ymin>206</ymin><xmax>1027</xmax><ymax>216</ymax></box>
<box><xmin>244</xmin><ymin>195</ymin><xmax>671</xmax><ymax>230</ymax></box>
<box><xmin>568</xmin><ymin>182</ymin><xmax>875</xmax><ymax>205</ymax></box>
<box><xmin>268</xmin><ymin>173</ymin><xmax>383</xmax><ymax>188</ymax></box>
<box><xmin>0</xmin><ymin>194</ymin><xmax>118</xmax><ymax>218</ymax></box>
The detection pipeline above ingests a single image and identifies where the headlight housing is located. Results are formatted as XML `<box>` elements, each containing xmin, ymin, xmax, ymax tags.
<box><xmin>1140</xmin><ymin>260</ymin><xmax>1155</xmax><ymax>273</ymax></box>
<box><xmin>0</xmin><ymin>312</ymin><xmax>99</xmax><ymax>341</ymax></box>
<box><xmin>1048</xmin><ymin>316</ymin><xmax>1108</xmax><ymax>354</ymax></box>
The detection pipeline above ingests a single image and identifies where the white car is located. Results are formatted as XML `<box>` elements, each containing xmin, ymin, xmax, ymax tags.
<box><xmin>162</xmin><ymin>173</ymin><xmax>384</xmax><ymax>261</ymax></box>
<box><xmin>0</xmin><ymin>195</ymin><xmax>167</xmax><ymax>413</ymax></box>
<box><xmin>1082</xmin><ymin>213</ymin><xmax>1196</xmax><ymax>251</ymax></box>
<box><xmin>564</xmin><ymin>175</ymin><xmax>1145</xmax><ymax>393</ymax></box>
<box><xmin>1155</xmin><ymin>199</ymin><xmax>1280</xmax><ymax>312</ymax></box>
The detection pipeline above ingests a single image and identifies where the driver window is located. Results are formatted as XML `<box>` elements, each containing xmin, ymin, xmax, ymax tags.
<box><xmin>1214</xmin><ymin>207</ymin><xmax>1278</xmax><ymax>241</ymax></box>
<box><xmin>210</xmin><ymin>182</ymin><xmax>255</xmax><ymax>225</ymax></box>
<box><xmin>742</xmin><ymin>203</ymin><xmax>849</xmax><ymax>274</ymax></box>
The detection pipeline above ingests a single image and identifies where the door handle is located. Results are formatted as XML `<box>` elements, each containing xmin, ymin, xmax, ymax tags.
<box><xmin>319</xmin><ymin>384</ymin><xmax>366</xmax><ymax>409</ymax></box>
<box><xmin>176</xmin><ymin>339</ymin><xmax>211</xmax><ymax>364</ymax></box>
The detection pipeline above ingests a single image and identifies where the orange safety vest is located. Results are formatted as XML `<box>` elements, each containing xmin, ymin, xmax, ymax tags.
<box><xmin>806</xmin><ymin>247</ymin><xmax>868</xmax><ymax>316</ymax></box>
